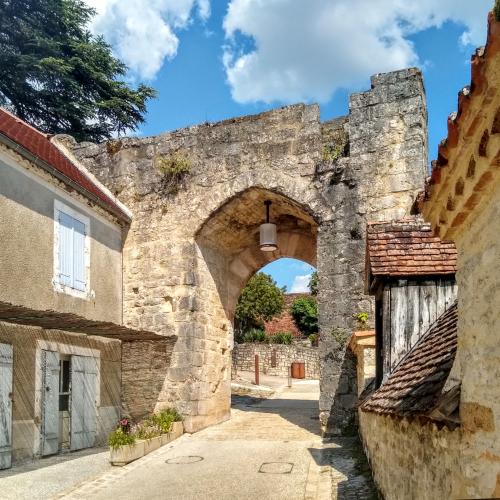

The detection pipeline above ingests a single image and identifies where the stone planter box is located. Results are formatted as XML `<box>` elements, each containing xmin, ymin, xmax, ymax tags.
<box><xmin>110</xmin><ymin>422</ymin><xmax>184</xmax><ymax>466</ymax></box>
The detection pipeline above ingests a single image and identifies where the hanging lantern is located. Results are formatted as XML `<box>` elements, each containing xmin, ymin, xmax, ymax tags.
<box><xmin>260</xmin><ymin>200</ymin><xmax>278</xmax><ymax>252</ymax></box>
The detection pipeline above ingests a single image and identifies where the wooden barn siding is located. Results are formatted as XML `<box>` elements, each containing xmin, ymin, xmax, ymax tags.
<box><xmin>383</xmin><ymin>278</ymin><xmax>457</xmax><ymax>376</ymax></box>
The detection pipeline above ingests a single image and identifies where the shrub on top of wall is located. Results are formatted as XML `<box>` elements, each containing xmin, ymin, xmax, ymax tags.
<box><xmin>243</xmin><ymin>328</ymin><xmax>267</xmax><ymax>343</ymax></box>
<box><xmin>269</xmin><ymin>331</ymin><xmax>293</xmax><ymax>345</ymax></box>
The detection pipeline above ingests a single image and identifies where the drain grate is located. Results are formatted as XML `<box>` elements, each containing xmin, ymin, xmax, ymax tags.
<box><xmin>259</xmin><ymin>462</ymin><xmax>294</xmax><ymax>474</ymax></box>
<box><xmin>166</xmin><ymin>456</ymin><xmax>204</xmax><ymax>464</ymax></box>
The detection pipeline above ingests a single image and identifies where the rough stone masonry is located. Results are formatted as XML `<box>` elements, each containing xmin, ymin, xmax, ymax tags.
<box><xmin>66</xmin><ymin>67</ymin><xmax>427</xmax><ymax>435</ymax></box>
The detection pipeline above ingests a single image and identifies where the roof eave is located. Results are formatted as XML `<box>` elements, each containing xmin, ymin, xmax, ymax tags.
<box><xmin>0</xmin><ymin>132</ymin><xmax>132</xmax><ymax>225</ymax></box>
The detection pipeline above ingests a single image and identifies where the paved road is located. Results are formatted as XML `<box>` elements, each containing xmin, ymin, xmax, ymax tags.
<box><xmin>0</xmin><ymin>379</ymin><xmax>376</xmax><ymax>499</ymax></box>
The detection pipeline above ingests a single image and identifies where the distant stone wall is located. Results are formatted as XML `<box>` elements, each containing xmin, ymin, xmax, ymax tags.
<box><xmin>359</xmin><ymin>411</ymin><xmax>462</xmax><ymax>500</ymax></box>
<box><xmin>232</xmin><ymin>342</ymin><xmax>320</xmax><ymax>379</ymax></box>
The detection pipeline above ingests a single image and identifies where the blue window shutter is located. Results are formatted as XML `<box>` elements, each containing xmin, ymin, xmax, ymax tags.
<box><xmin>73</xmin><ymin>218</ymin><xmax>86</xmax><ymax>292</ymax></box>
<box><xmin>58</xmin><ymin>212</ymin><xmax>74</xmax><ymax>287</ymax></box>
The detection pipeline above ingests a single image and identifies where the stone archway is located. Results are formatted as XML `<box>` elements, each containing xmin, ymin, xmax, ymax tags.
<box><xmin>69</xmin><ymin>67</ymin><xmax>428</xmax><ymax>435</ymax></box>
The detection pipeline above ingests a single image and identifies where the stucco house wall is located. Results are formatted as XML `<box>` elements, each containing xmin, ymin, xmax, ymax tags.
<box><xmin>0</xmin><ymin>146</ymin><xmax>123</xmax><ymax>324</ymax></box>
<box><xmin>0</xmin><ymin>321</ymin><xmax>121</xmax><ymax>464</ymax></box>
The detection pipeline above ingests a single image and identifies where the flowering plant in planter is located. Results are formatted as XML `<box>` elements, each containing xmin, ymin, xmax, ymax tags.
<box><xmin>108</xmin><ymin>427</ymin><xmax>136</xmax><ymax>450</ymax></box>
<box><xmin>119</xmin><ymin>418</ymin><xmax>131</xmax><ymax>434</ymax></box>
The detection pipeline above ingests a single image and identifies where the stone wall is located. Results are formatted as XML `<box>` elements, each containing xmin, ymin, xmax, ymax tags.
<box><xmin>121</xmin><ymin>338</ymin><xmax>176</xmax><ymax>422</ymax></box>
<box><xmin>71</xmin><ymin>67</ymin><xmax>427</xmax><ymax>435</ymax></box>
<box><xmin>452</xmin><ymin>182</ymin><xmax>500</xmax><ymax>497</ymax></box>
<box><xmin>232</xmin><ymin>342</ymin><xmax>320</xmax><ymax>379</ymax></box>
<box><xmin>359</xmin><ymin>411</ymin><xmax>462</xmax><ymax>500</ymax></box>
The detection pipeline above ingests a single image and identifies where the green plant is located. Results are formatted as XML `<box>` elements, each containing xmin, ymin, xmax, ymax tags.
<box><xmin>156</xmin><ymin>151</ymin><xmax>191</xmax><ymax>177</ymax></box>
<box><xmin>243</xmin><ymin>328</ymin><xmax>267</xmax><ymax>343</ymax></box>
<box><xmin>495</xmin><ymin>0</ymin><xmax>500</xmax><ymax>21</ymax></box>
<box><xmin>322</xmin><ymin>143</ymin><xmax>344</xmax><ymax>162</ymax></box>
<box><xmin>309</xmin><ymin>271</ymin><xmax>318</xmax><ymax>296</ymax></box>
<box><xmin>331</xmin><ymin>327</ymin><xmax>350</xmax><ymax>347</ymax></box>
<box><xmin>308</xmin><ymin>333</ymin><xmax>318</xmax><ymax>346</ymax></box>
<box><xmin>354</xmin><ymin>312</ymin><xmax>370</xmax><ymax>330</ymax></box>
<box><xmin>235</xmin><ymin>273</ymin><xmax>285</xmax><ymax>333</ymax></box>
<box><xmin>269</xmin><ymin>331</ymin><xmax>293</xmax><ymax>345</ymax></box>
<box><xmin>149</xmin><ymin>411</ymin><xmax>174</xmax><ymax>434</ymax></box>
<box><xmin>108</xmin><ymin>427</ymin><xmax>136</xmax><ymax>450</ymax></box>
<box><xmin>291</xmin><ymin>297</ymin><xmax>318</xmax><ymax>336</ymax></box>
<box><xmin>132</xmin><ymin>420</ymin><xmax>161</xmax><ymax>441</ymax></box>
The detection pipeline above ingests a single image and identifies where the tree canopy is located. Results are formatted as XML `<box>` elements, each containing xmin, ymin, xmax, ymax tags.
<box><xmin>290</xmin><ymin>296</ymin><xmax>318</xmax><ymax>336</ymax></box>
<box><xmin>0</xmin><ymin>0</ymin><xmax>156</xmax><ymax>142</ymax></box>
<box><xmin>235</xmin><ymin>273</ymin><xmax>285</xmax><ymax>334</ymax></box>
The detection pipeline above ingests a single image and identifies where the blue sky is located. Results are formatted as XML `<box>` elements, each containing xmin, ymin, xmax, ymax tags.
<box><xmin>86</xmin><ymin>0</ymin><xmax>493</xmax><ymax>293</ymax></box>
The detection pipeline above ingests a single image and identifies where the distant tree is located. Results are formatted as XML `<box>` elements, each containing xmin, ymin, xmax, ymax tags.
<box><xmin>0</xmin><ymin>0</ymin><xmax>156</xmax><ymax>142</ymax></box>
<box><xmin>235</xmin><ymin>273</ymin><xmax>285</xmax><ymax>337</ymax></box>
<box><xmin>309</xmin><ymin>271</ymin><xmax>318</xmax><ymax>296</ymax></box>
<box><xmin>290</xmin><ymin>296</ymin><xmax>318</xmax><ymax>336</ymax></box>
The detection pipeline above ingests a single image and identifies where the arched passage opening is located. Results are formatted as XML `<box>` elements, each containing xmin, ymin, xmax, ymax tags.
<box><xmin>191</xmin><ymin>188</ymin><xmax>320</xmax><ymax>430</ymax></box>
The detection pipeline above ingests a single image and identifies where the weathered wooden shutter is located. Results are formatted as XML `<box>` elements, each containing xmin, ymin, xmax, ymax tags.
<box><xmin>71</xmin><ymin>356</ymin><xmax>97</xmax><ymax>451</ymax></box>
<box><xmin>0</xmin><ymin>343</ymin><xmax>13</xmax><ymax>470</ymax></box>
<box><xmin>41</xmin><ymin>350</ymin><xmax>60</xmax><ymax>456</ymax></box>
<box><xmin>58</xmin><ymin>211</ymin><xmax>74</xmax><ymax>287</ymax></box>
<box><xmin>72</xmin><ymin>218</ymin><xmax>86</xmax><ymax>292</ymax></box>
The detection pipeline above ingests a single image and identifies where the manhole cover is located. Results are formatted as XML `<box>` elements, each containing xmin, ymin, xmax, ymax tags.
<box><xmin>166</xmin><ymin>456</ymin><xmax>204</xmax><ymax>464</ymax></box>
<box><xmin>259</xmin><ymin>462</ymin><xmax>294</xmax><ymax>474</ymax></box>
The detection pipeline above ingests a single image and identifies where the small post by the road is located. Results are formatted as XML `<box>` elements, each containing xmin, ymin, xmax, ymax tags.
<box><xmin>288</xmin><ymin>365</ymin><xmax>292</xmax><ymax>388</ymax></box>
<box><xmin>254</xmin><ymin>354</ymin><xmax>260</xmax><ymax>385</ymax></box>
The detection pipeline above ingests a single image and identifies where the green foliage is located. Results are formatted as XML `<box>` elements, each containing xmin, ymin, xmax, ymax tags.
<box><xmin>308</xmin><ymin>333</ymin><xmax>318</xmax><ymax>346</ymax></box>
<box><xmin>243</xmin><ymin>328</ymin><xmax>267</xmax><ymax>343</ymax></box>
<box><xmin>156</xmin><ymin>151</ymin><xmax>191</xmax><ymax>194</ymax></box>
<box><xmin>149</xmin><ymin>411</ymin><xmax>174</xmax><ymax>434</ymax></box>
<box><xmin>354</xmin><ymin>312</ymin><xmax>370</xmax><ymax>330</ymax></box>
<box><xmin>290</xmin><ymin>297</ymin><xmax>318</xmax><ymax>336</ymax></box>
<box><xmin>495</xmin><ymin>0</ymin><xmax>500</xmax><ymax>21</ymax></box>
<box><xmin>156</xmin><ymin>151</ymin><xmax>191</xmax><ymax>177</ymax></box>
<box><xmin>132</xmin><ymin>420</ymin><xmax>161</xmax><ymax>441</ymax></box>
<box><xmin>309</xmin><ymin>271</ymin><xmax>318</xmax><ymax>296</ymax></box>
<box><xmin>322</xmin><ymin>143</ymin><xmax>344</xmax><ymax>162</ymax></box>
<box><xmin>331</xmin><ymin>327</ymin><xmax>350</xmax><ymax>347</ymax></box>
<box><xmin>269</xmin><ymin>331</ymin><xmax>293</xmax><ymax>345</ymax></box>
<box><xmin>108</xmin><ymin>427</ymin><xmax>136</xmax><ymax>450</ymax></box>
<box><xmin>235</xmin><ymin>273</ymin><xmax>285</xmax><ymax>334</ymax></box>
<box><xmin>0</xmin><ymin>0</ymin><xmax>156</xmax><ymax>142</ymax></box>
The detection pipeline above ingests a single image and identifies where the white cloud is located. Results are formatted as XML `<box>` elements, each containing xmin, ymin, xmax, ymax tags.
<box><xmin>85</xmin><ymin>0</ymin><xmax>210</xmax><ymax>80</ymax></box>
<box><xmin>223</xmin><ymin>0</ymin><xmax>492</xmax><ymax>104</ymax></box>
<box><xmin>290</xmin><ymin>274</ymin><xmax>311</xmax><ymax>293</ymax></box>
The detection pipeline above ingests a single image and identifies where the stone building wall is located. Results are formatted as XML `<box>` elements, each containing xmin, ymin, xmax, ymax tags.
<box><xmin>232</xmin><ymin>343</ymin><xmax>320</xmax><ymax>379</ymax></box>
<box><xmin>70</xmin><ymin>67</ymin><xmax>427</xmax><ymax>435</ymax></box>
<box><xmin>359</xmin><ymin>411</ymin><xmax>462</xmax><ymax>500</ymax></box>
<box><xmin>121</xmin><ymin>339</ymin><xmax>176</xmax><ymax>422</ymax></box>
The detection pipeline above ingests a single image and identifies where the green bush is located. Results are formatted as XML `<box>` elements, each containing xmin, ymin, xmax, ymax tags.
<box><xmin>243</xmin><ymin>328</ymin><xmax>267</xmax><ymax>343</ymax></box>
<box><xmin>291</xmin><ymin>297</ymin><xmax>318</xmax><ymax>336</ymax></box>
<box><xmin>149</xmin><ymin>412</ymin><xmax>174</xmax><ymax>434</ymax></box>
<box><xmin>308</xmin><ymin>333</ymin><xmax>318</xmax><ymax>346</ymax></box>
<box><xmin>269</xmin><ymin>331</ymin><xmax>293</xmax><ymax>345</ymax></box>
<box><xmin>108</xmin><ymin>428</ymin><xmax>136</xmax><ymax>450</ymax></box>
<box><xmin>132</xmin><ymin>420</ymin><xmax>161</xmax><ymax>441</ymax></box>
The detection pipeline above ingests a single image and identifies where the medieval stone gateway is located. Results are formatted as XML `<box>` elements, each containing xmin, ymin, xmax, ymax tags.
<box><xmin>66</xmin><ymin>67</ymin><xmax>427</xmax><ymax>435</ymax></box>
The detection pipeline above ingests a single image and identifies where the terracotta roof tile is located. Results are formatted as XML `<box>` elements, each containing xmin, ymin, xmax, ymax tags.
<box><xmin>366</xmin><ymin>218</ymin><xmax>457</xmax><ymax>283</ymax></box>
<box><xmin>360</xmin><ymin>302</ymin><xmax>458</xmax><ymax>419</ymax></box>
<box><xmin>0</xmin><ymin>108</ymin><xmax>129</xmax><ymax>222</ymax></box>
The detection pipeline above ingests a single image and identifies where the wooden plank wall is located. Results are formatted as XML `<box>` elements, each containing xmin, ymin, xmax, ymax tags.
<box><xmin>383</xmin><ymin>278</ymin><xmax>457</xmax><ymax>376</ymax></box>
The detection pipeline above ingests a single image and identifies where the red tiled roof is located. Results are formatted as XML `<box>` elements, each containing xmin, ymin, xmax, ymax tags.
<box><xmin>360</xmin><ymin>302</ymin><xmax>458</xmax><ymax>421</ymax></box>
<box><xmin>366</xmin><ymin>218</ymin><xmax>457</xmax><ymax>284</ymax></box>
<box><xmin>0</xmin><ymin>108</ymin><xmax>129</xmax><ymax>222</ymax></box>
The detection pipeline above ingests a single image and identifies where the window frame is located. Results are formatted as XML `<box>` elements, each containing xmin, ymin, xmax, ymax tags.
<box><xmin>53</xmin><ymin>200</ymin><xmax>90</xmax><ymax>299</ymax></box>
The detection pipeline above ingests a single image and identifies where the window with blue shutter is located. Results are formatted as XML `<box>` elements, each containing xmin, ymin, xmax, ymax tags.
<box><xmin>55</xmin><ymin>204</ymin><xmax>89</xmax><ymax>294</ymax></box>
